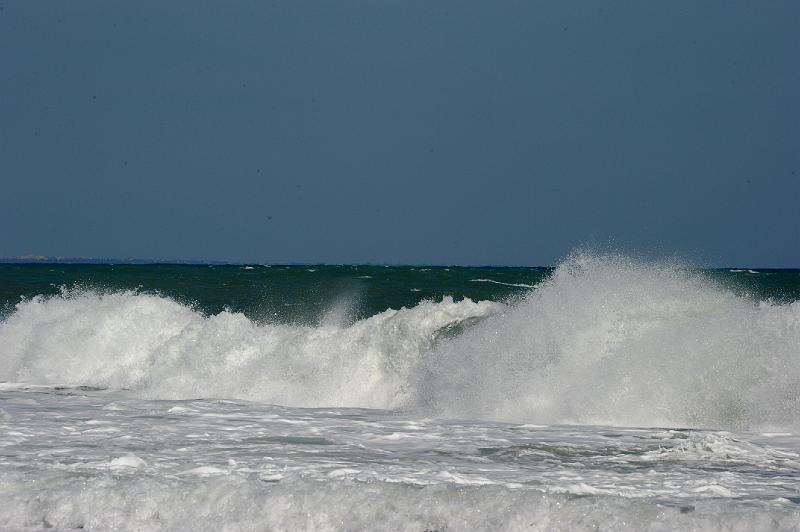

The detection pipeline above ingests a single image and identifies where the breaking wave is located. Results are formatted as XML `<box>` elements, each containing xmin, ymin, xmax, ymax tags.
<box><xmin>0</xmin><ymin>290</ymin><xmax>497</xmax><ymax>409</ymax></box>
<box><xmin>1</xmin><ymin>253</ymin><xmax>799</xmax><ymax>429</ymax></box>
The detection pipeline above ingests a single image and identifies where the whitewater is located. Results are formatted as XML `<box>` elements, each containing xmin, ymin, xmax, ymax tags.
<box><xmin>2</xmin><ymin>254</ymin><xmax>800</xmax><ymax>530</ymax></box>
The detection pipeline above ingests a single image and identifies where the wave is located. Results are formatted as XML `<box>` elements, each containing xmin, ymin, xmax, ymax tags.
<box><xmin>1</xmin><ymin>253</ymin><xmax>799</xmax><ymax>429</ymax></box>
<box><xmin>416</xmin><ymin>253</ymin><xmax>800</xmax><ymax>429</ymax></box>
<box><xmin>0</xmin><ymin>290</ymin><xmax>498</xmax><ymax>409</ymax></box>
<box><xmin>469</xmin><ymin>278</ymin><xmax>535</xmax><ymax>288</ymax></box>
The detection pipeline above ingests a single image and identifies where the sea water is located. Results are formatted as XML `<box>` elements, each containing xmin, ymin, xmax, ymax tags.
<box><xmin>1</xmin><ymin>254</ymin><xmax>800</xmax><ymax>530</ymax></box>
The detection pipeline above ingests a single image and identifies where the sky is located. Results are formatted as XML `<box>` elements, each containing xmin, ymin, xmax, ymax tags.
<box><xmin>1</xmin><ymin>1</ymin><xmax>798</xmax><ymax>266</ymax></box>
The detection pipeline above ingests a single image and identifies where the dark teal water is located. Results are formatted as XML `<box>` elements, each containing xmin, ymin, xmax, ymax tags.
<box><xmin>1</xmin><ymin>264</ymin><xmax>798</xmax><ymax>324</ymax></box>
<box><xmin>0</xmin><ymin>264</ymin><xmax>547</xmax><ymax>324</ymax></box>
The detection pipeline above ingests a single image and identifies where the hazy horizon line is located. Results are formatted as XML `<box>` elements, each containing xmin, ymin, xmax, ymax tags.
<box><xmin>0</xmin><ymin>255</ymin><xmax>796</xmax><ymax>270</ymax></box>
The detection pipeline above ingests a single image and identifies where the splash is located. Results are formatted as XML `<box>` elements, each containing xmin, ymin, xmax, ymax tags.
<box><xmin>0</xmin><ymin>289</ymin><xmax>498</xmax><ymax>409</ymax></box>
<box><xmin>416</xmin><ymin>253</ymin><xmax>800</xmax><ymax>429</ymax></box>
<box><xmin>1</xmin><ymin>253</ymin><xmax>799</xmax><ymax>429</ymax></box>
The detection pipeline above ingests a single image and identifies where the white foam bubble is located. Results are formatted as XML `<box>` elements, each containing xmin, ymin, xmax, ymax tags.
<box><xmin>178</xmin><ymin>466</ymin><xmax>228</xmax><ymax>476</ymax></box>
<box><xmin>108</xmin><ymin>453</ymin><xmax>147</xmax><ymax>469</ymax></box>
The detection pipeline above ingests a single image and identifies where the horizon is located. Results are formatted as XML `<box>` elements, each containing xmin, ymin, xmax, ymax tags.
<box><xmin>0</xmin><ymin>254</ymin><xmax>795</xmax><ymax>270</ymax></box>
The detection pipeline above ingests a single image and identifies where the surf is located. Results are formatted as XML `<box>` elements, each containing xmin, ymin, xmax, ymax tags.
<box><xmin>1</xmin><ymin>253</ymin><xmax>798</xmax><ymax>430</ymax></box>
<box><xmin>415</xmin><ymin>253</ymin><xmax>800</xmax><ymax>429</ymax></box>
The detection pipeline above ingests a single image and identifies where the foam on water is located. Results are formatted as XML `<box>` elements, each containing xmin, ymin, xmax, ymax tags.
<box><xmin>0</xmin><ymin>291</ymin><xmax>498</xmax><ymax>410</ymax></box>
<box><xmin>417</xmin><ymin>253</ymin><xmax>800</xmax><ymax>429</ymax></box>
<box><xmin>3</xmin><ymin>472</ymin><xmax>797</xmax><ymax>532</ymax></box>
<box><xmin>1</xmin><ymin>253</ymin><xmax>799</xmax><ymax>430</ymax></box>
<box><xmin>470</xmin><ymin>278</ymin><xmax>535</xmax><ymax>288</ymax></box>
<box><xmin>2</xmin><ymin>389</ymin><xmax>800</xmax><ymax>531</ymax></box>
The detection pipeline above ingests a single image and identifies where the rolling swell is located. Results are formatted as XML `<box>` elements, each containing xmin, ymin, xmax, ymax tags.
<box><xmin>1</xmin><ymin>253</ymin><xmax>799</xmax><ymax>430</ymax></box>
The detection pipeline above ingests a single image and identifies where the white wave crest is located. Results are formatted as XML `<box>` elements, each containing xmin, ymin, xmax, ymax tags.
<box><xmin>2</xmin><ymin>253</ymin><xmax>799</xmax><ymax>430</ymax></box>
<box><xmin>0</xmin><ymin>292</ymin><xmax>499</xmax><ymax>409</ymax></box>
<box><xmin>469</xmin><ymin>279</ymin><xmax>534</xmax><ymax>288</ymax></box>
<box><xmin>415</xmin><ymin>253</ymin><xmax>800</xmax><ymax>429</ymax></box>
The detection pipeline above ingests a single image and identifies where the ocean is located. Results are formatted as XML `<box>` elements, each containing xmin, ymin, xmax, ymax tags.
<box><xmin>1</xmin><ymin>253</ymin><xmax>800</xmax><ymax>531</ymax></box>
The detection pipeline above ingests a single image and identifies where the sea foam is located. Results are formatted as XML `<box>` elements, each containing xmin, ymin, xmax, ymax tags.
<box><xmin>416</xmin><ymin>253</ymin><xmax>800</xmax><ymax>429</ymax></box>
<box><xmin>2</xmin><ymin>471</ymin><xmax>795</xmax><ymax>532</ymax></box>
<box><xmin>1</xmin><ymin>253</ymin><xmax>799</xmax><ymax>429</ymax></box>
<box><xmin>0</xmin><ymin>289</ymin><xmax>498</xmax><ymax>409</ymax></box>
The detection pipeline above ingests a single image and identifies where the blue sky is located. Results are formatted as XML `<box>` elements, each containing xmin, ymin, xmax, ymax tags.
<box><xmin>1</xmin><ymin>1</ymin><xmax>798</xmax><ymax>266</ymax></box>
